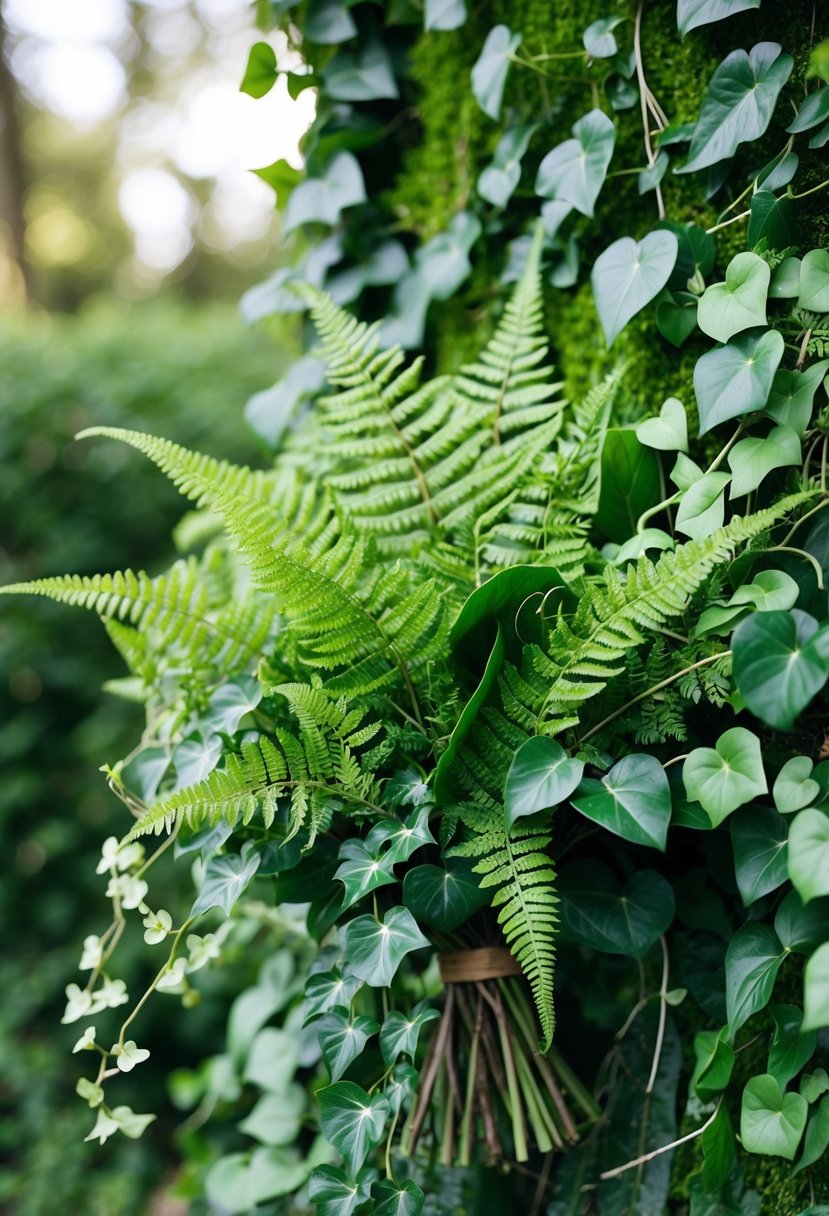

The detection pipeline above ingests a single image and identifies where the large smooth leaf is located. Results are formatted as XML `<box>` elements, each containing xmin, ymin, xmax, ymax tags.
<box><xmin>303</xmin><ymin>970</ymin><xmax>363</xmax><ymax>1023</ymax></box>
<box><xmin>318</xmin><ymin>1083</ymin><xmax>389</xmax><ymax>1174</ymax></box>
<box><xmin>799</xmin><ymin>249</ymin><xmax>829</xmax><ymax>313</ymax></box>
<box><xmin>677</xmin><ymin>0</ymin><xmax>761</xmax><ymax>36</ymax></box>
<box><xmin>727</xmin><ymin>424</ymin><xmax>801</xmax><ymax>498</ymax></box>
<box><xmin>591</xmin><ymin>230</ymin><xmax>678</xmax><ymax>348</ymax></box>
<box><xmin>317</xmin><ymin>1009</ymin><xmax>379</xmax><ymax>1082</ymax></box>
<box><xmin>402</xmin><ymin>860</ymin><xmax>488</xmax><ymax>932</ymax></box>
<box><xmin>239</xmin><ymin>1087</ymin><xmax>306</xmax><ymax>1146</ymax></box>
<box><xmin>725</xmin><ymin>923</ymin><xmax>785</xmax><ymax>1032</ymax></box>
<box><xmin>379</xmin><ymin>1001</ymin><xmax>439</xmax><ymax>1067</ymax></box>
<box><xmin>572</xmin><ymin>754</ymin><xmax>672</xmax><ymax>850</ymax></box>
<box><xmin>793</xmin><ymin>1095</ymin><xmax>829</xmax><ymax>1176</ymax></box>
<box><xmin>788</xmin><ymin>86</ymin><xmax>829</xmax><ymax>133</ymax></box>
<box><xmin>240</xmin><ymin>42</ymin><xmax>278</xmax><ymax>98</ymax></box>
<box><xmin>503</xmin><ymin>736</ymin><xmax>584</xmax><ymax>827</ymax></box>
<box><xmin>747</xmin><ymin>190</ymin><xmax>798</xmax><ymax>252</ymax></box>
<box><xmin>364</xmin><ymin>804</ymin><xmax>436</xmax><ymax>865</ymax></box>
<box><xmin>788</xmin><ymin>808</ymin><xmax>829</xmax><ymax>904</ymax></box>
<box><xmin>732</xmin><ymin>610</ymin><xmax>829</xmax><ymax>730</ymax></box>
<box><xmin>284</xmin><ymin>152</ymin><xmax>366</xmax><ymax>234</ymax></box>
<box><xmin>775</xmin><ymin>891</ymin><xmax>829</xmax><ymax>954</ymax></box>
<box><xmin>471</xmin><ymin>25</ymin><xmax>521</xmax><ymax>120</ymax></box>
<box><xmin>204</xmin><ymin>676</ymin><xmax>262</xmax><ymax>735</ymax></box>
<box><xmin>679</xmin><ymin>43</ymin><xmax>794</xmax><ymax>174</ymax></box>
<box><xmin>322</xmin><ymin>41</ymin><xmax>398</xmax><ymax>102</ymax></box>
<box><xmin>741</xmin><ymin>1073</ymin><xmax>807</xmax><ymax>1159</ymax></box>
<box><xmin>694</xmin><ymin>329</ymin><xmax>784</xmax><ymax>434</ymax></box>
<box><xmin>636</xmin><ymin>397</ymin><xmax>689</xmax><ymax>453</ymax></box>
<box><xmin>535</xmin><ymin>109</ymin><xmax>616</xmax><ymax>218</ymax></box>
<box><xmin>683</xmin><ymin>728</ymin><xmax>767</xmax><ymax>827</ymax></box>
<box><xmin>766</xmin><ymin>360</ymin><xmax>829</xmax><ymax>436</ymax></box>
<box><xmin>308</xmin><ymin>1165</ymin><xmax>376</xmax><ymax>1216</ymax></box>
<box><xmin>804</xmin><ymin>944</ymin><xmax>829</xmax><ymax>1032</ymax></box>
<box><xmin>697</xmin><ymin>253</ymin><xmax>769</xmax><ymax>343</ymax></box>
<box><xmin>674</xmin><ymin>471</ymin><xmax>730</xmax><ymax>540</ymax></box>
<box><xmin>449</xmin><ymin>564</ymin><xmax>575</xmax><ymax>664</ymax></box>
<box><xmin>558</xmin><ymin>861</ymin><xmax>675</xmax><ymax>958</ymax></box>
<box><xmin>372</xmin><ymin>1179</ymin><xmax>425</xmax><ymax>1216</ymax></box>
<box><xmin>730</xmin><ymin>804</ymin><xmax>789</xmax><ymax>906</ymax></box>
<box><xmin>767</xmin><ymin>1005</ymin><xmax>816</xmax><ymax>1088</ymax></box>
<box><xmin>596</xmin><ymin>428</ymin><xmax>662</xmax><ymax>541</ymax></box>
<box><xmin>334</xmin><ymin>840</ymin><xmax>397</xmax><ymax>910</ymax></box>
<box><xmin>344</xmin><ymin>907</ymin><xmax>430</xmax><ymax>988</ymax></box>
<box><xmin>206</xmin><ymin>1147</ymin><xmax>310</xmax><ymax>1212</ymax></box>
<box><xmin>190</xmin><ymin>844</ymin><xmax>261</xmax><ymax>918</ymax></box>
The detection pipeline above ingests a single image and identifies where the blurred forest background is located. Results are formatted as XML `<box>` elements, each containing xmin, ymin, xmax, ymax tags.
<box><xmin>0</xmin><ymin>2</ymin><xmax>306</xmax><ymax>1210</ymax></box>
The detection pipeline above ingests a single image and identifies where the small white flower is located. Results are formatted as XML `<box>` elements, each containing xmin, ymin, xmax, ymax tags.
<box><xmin>142</xmin><ymin>908</ymin><xmax>173</xmax><ymax>946</ymax></box>
<box><xmin>105</xmin><ymin>874</ymin><xmax>149</xmax><ymax>910</ymax></box>
<box><xmin>90</xmin><ymin>976</ymin><xmax>129</xmax><ymax>1012</ymax></box>
<box><xmin>111</xmin><ymin>1105</ymin><xmax>156</xmax><ymax>1139</ymax></box>
<box><xmin>112</xmin><ymin>1039</ymin><xmax>150</xmax><ymax>1073</ymax></box>
<box><xmin>96</xmin><ymin>837</ymin><xmax>120</xmax><ymax>875</ymax></box>
<box><xmin>115</xmin><ymin>842</ymin><xmax>144</xmax><ymax>872</ymax></box>
<box><xmin>156</xmin><ymin>957</ymin><xmax>188</xmax><ymax>993</ymax></box>
<box><xmin>62</xmin><ymin>983</ymin><xmax>93</xmax><ymax>1025</ymax></box>
<box><xmin>85</xmin><ymin>1107</ymin><xmax>119</xmax><ymax>1145</ymax></box>
<box><xmin>72</xmin><ymin>1026</ymin><xmax>97</xmax><ymax>1053</ymax></box>
<box><xmin>186</xmin><ymin>932</ymin><xmax>221</xmax><ymax>973</ymax></box>
<box><xmin>76</xmin><ymin>1076</ymin><xmax>104</xmax><ymax>1107</ymax></box>
<box><xmin>79</xmin><ymin>935</ymin><xmax>103</xmax><ymax>972</ymax></box>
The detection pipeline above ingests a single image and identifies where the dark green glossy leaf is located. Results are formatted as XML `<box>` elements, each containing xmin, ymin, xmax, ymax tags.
<box><xmin>767</xmin><ymin>1004</ymin><xmax>816</xmax><ymax>1087</ymax></box>
<box><xmin>558</xmin><ymin>860</ymin><xmax>675</xmax><ymax>957</ymax></box>
<box><xmin>308</xmin><ymin>1165</ymin><xmax>376</xmax><ymax>1216</ymax></box>
<box><xmin>701</xmin><ymin>1102</ymin><xmax>737</xmax><ymax>1192</ymax></box>
<box><xmin>775</xmin><ymin>890</ymin><xmax>829</xmax><ymax>954</ymax></box>
<box><xmin>573</xmin><ymin>754</ymin><xmax>672</xmax><ymax>850</ymax></box>
<box><xmin>596</xmin><ymin>428</ymin><xmax>662</xmax><ymax>541</ymax></box>
<box><xmin>318</xmin><ymin>1083</ymin><xmax>389</xmax><ymax>1174</ymax></box>
<box><xmin>318</xmin><ymin>1008</ymin><xmax>379</xmax><ymax>1082</ymax></box>
<box><xmin>732</xmin><ymin>610</ymin><xmax>829</xmax><ymax>730</ymax></box>
<box><xmin>372</xmin><ymin>1179</ymin><xmax>425</xmax><ymax>1216</ymax></box>
<box><xmin>504</xmin><ymin>736</ymin><xmax>584</xmax><ymax>826</ymax></box>
<box><xmin>344</xmin><ymin>907</ymin><xmax>430</xmax><ymax>987</ymax></box>
<box><xmin>364</xmin><ymin>804</ymin><xmax>436</xmax><ymax>865</ymax></box>
<box><xmin>691</xmin><ymin>1027</ymin><xmax>735</xmax><ymax>1101</ymax></box>
<box><xmin>304</xmin><ymin>970</ymin><xmax>363</xmax><ymax>1023</ymax></box>
<box><xmin>730</xmin><ymin>804</ymin><xmax>789</xmax><ymax>905</ymax></box>
<box><xmin>655</xmin><ymin>292</ymin><xmax>699</xmax><ymax>347</ymax></box>
<box><xmin>748</xmin><ymin>190</ymin><xmax>798</xmax><ymax>251</ymax></box>
<box><xmin>788</xmin><ymin>86</ymin><xmax>829</xmax><ymax>133</ymax></box>
<box><xmin>694</xmin><ymin>329</ymin><xmax>784</xmax><ymax>435</ymax></box>
<box><xmin>402</xmin><ymin>860</ymin><xmax>488</xmax><ymax>932</ymax></box>
<box><xmin>434</xmin><ymin>626</ymin><xmax>504</xmax><ymax>803</ymax></box>
<box><xmin>725</xmin><ymin>923</ymin><xmax>785</xmax><ymax>1032</ymax></box>
<box><xmin>334</xmin><ymin>840</ymin><xmax>397</xmax><ymax>910</ymax></box>
<box><xmin>793</xmin><ymin>1095</ymin><xmax>829</xmax><ymax>1175</ymax></box>
<box><xmin>379</xmin><ymin>1001</ymin><xmax>439</xmax><ymax>1067</ymax></box>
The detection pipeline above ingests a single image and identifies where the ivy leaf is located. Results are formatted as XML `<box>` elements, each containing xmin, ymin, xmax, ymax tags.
<box><xmin>741</xmin><ymin>1073</ymin><xmax>807</xmax><ymax>1159</ymax></box>
<box><xmin>284</xmin><ymin>152</ymin><xmax>367</xmax><ymax>234</ymax></box>
<box><xmin>732</xmin><ymin>610</ymin><xmax>829</xmax><ymax>731</ymax></box>
<box><xmin>677</xmin><ymin>0</ymin><xmax>761</xmax><ymax>37</ymax></box>
<box><xmin>334</xmin><ymin>840</ymin><xmax>397</xmax><ymax>910</ymax></box>
<box><xmin>804</xmin><ymin>943</ymin><xmax>829</xmax><ymax>1031</ymax></box>
<box><xmin>730</xmin><ymin>804</ymin><xmax>789</xmax><ymax>906</ymax></box>
<box><xmin>204</xmin><ymin>676</ymin><xmax>262</xmax><ymax>735</ymax></box>
<box><xmin>683</xmin><ymin>727</ymin><xmax>767</xmax><ymax>827</ymax></box>
<box><xmin>655</xmin><ymin>292</ymin><xmax>699</xmax><ymax>347</ymax></box>
<box><xmin>766</xmin><ymin>360</ymin><xmax>829</xmax><ymax>435</ymax></box>
<box><xmin>536</xmin><ymin>110</ymin><xmax>616</xmax><ymax>218</ymax></box>
<box><xmin>591</xmin><ymin>231</ymin><xmax>678</xmax><ymax>347</ymax></box>
<box><xmin>364</xmin><ymin>805</ymin><xmax>436</xmax><ymax>864</ymax></box>
<box><xmin>245</xmin><ymin>356</ymin><xmax>326</xmax><ymax>449</ymax></box>
<box><xmin>674</xmin><ymin>471</ymin><xmax>730</xmax><ymax>540</ymax></box>
<box><xmin>205</xmin><ymin>1147</ymin><xmax>310</xmax><ymax>1212</ymax></box>
<box><xmin>596</xmin><ymin>428</ymin><xmax>662</xmax><ymax>541</ymax></box>
<box><xmin>372</xmin><ymin>1179</ymin><xmax>425</xmax><ymax>1216</ymax></box>
<box><xmin>558</xmin><ymin>861</ymin><xmax>675</xmax><ymax>959</ymax></box>
<box><xmin>636</xmin><ymin>397</ymin><xmax>689</xmax><ymax>453</ymax></box>
<box><xmin>726</xmin><ymin>424</ymin><xmax>801</xmax><ymax>498</ymax></box>
<box><xmin>583</xmin><ymin>16</ymin><xmax>624</xmax><ymax>59</ymax></box>
<box><xmin>239</xmin><ymin>1087</ymin><xmax>306</xmax><ymax>1147</ymax></box>
<box><xmin>504</xmin><ymin>736</ymin><xmax>584</xmax><ymax>827</ymax></box>
<box><xmin>775</xmin><ymin>890</ymin><xmax>829</xmax><ymax>954</ymax></box>
<box><xmin>691</xmin><ymin>1027</ymin><xmax>735</xmax><ymax>1101</ymax></box>
<box><xmin>767</xmin><ymin>1005</ymin><xmax>816</xmax><ymax>1087</ymax></box>
<box><xmin>678</xmin><ymin>43</ymin><xmax>794</xmax><ymax>174</ymax></box>
<box><xmin>317</xmin><ymin>1008</ymin><xmax>379</xmax><ymax>1082</ymax></box>
<box><xmin>318</xmin><ymin>1083</ymin><xmax>390</xmax><ymax>1174</ymax></box>
<box><xmin>402</xmin><ymin>860</ymin><xmax>489</xmax><ymax>932</ymax></box>
<box><xmin>384</xmin><ymin>1063</ymin><xmax>418</xmax><ymax>1118</ymax></box>
<box><xmin>471</xmin><ymin>25</ymin><xmax>521</xmax><ymax>120</ymax></box>
<box><xmin>305</xmin><ymin>0</ymin><xmax>357</xmax><ymax>42</ymax></box>
<box><xmin>799</xmin><ymin>249</ymin><xmax>829</xmax><ymax>313</ymax></box>
<box><xmin>308</xmin><ymin>1165</ymin><xmax>376</xmax><ymax>1216</ymax></box>
<box><xmin>240</xmin><ymin>42</ymin><xmax>278</xmax><ymax>99</ymax></box>
<box><xmin>697</xmin><ymin>253</ymin><xmax>770</xmax><ymax>343</ymax></box>
<box><xmin>694</xmin><ymin>329</ymin><xmax>784</xmax><ymax>435</ymax></box>
<box><xmin>774</xmin><ymin>757</ymin><xmax>821</xmax><ymax>815</ymax></box>
<box><xmin>478</xmin><ymin>124</ymin><xmax>537</xmax><ymax>209</ymax></box>
<box><xmin>244</xmin><ymin>1028</ymin><xmax>297</xmax><ymax>1093</ymax></box>
<box><xmin>726</xmin><ymin>923</ymin><xmax>785</xmax><ymax>1032</ymax></box>
<box><xmin>793</xmin><ymin>1095</ymin><xmax>829</xmax><ymax>1175</ymax></box>
<box><xmin>747</xmin><ymin>190</ymin><xmax>798</xmax><ymax>251</ymax></box>
<box><xmin>304</xmin><ymin>970</ymin><xmax>363</xmax><ymax>1023</ymax></box>
<box><xmin>414</xmin><ymin>211</ymin><xmax>481</xmax><ymax>300</ymax></box>
<box><xmin>572</xmin><ymin>754</ymin><xmax>672</xmax><ymax>850</ymax></box>
<box><xmin>344</xmin><ymin>907</ymin><xmax>430</xmax><ymax>988</ymax></box>
<box><xmin>379</xmin><ymin>1002</ymin><xmax>439</xmax><ymax>1067</ymax></box>
<box><xmin>322</xmin><ymin>41</ymin><xmax>399</xmax><ymax>102</ymax></box>
<box><xmin>425</xmin><ymin>0</ymin><xmax>466</xmax><ymax>30</ymax></box>
<box><xmin>190</xmin><ymin>844</ymin><xmax>261</xmax><ymax>918</ymax></box>
<box><xmin>788</xmin><ymin>809</ymin><xmax>829</xmax><ymax>904</ymax></box>
<box><xmin>787</xmin><ymin>86</ymin><xmax>829</xmax><ymax>133</ymax></box>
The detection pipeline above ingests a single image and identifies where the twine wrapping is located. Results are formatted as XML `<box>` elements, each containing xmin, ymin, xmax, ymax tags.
<box><xmin>438</xmin><ymin>947</ymin><xmax>522</xmax><ymax>983</ymax></box>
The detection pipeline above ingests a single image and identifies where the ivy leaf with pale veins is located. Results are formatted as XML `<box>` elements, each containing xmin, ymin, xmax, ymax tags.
<box><xmin>344</xmin><ymin>907</ymin><xmax>430</xmax><ymax>988</ymax></box>
<box><xmin>677</xmin><ymin>0</ymin><xmax>761</xmax><ymax>37</ymax></box>
<box><xmin>318</xmin><ymin>1083</ymin><xmax>390</xmax><ymax>1174</ymax></box>
<box><xmin>535</xmin><ymin>109</ymin><xmax>616</xmax><ymax>218</ymax></box>
<box><xmin>471</xmin><ymin>25</ymin><xmax>521</xmax><ymax>120</ymax></box>
<box><xmin>591</xmin><ymin>231</ymin><xmax>678</xmax><ymax>347</ymax></box>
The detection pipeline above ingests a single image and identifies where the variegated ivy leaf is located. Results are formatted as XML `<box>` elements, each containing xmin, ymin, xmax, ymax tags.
<box><xmin>317</xmin><ymin>1082</ymin><xmax>390</xmax><ymax>1174</ymax></box>
<box><xmin>379</xmin><ymin>1001</ymin><xmax>440</xmax><ymax>1067</ymax></box>
<box><xmin>364</xmin><ymin>804</ymin><xmax>436</xmax><ymax>864</ymax></box>
<box><xmin>344</xmin><ymin>907</ymin><xmax>430</xmax><ymax>988</ymax></box>
<box><xmin>317</xmin><ymin>1008</ymin><xmax>379</xmax><ymax>1082</ymax></box>
<box><xmin>334</xmin><ymin>840</ymin><xmax>397</xmax><ymax>910</ymax></box>
<box><xmin>303</xmin><ymin>969</ymin><xmax>364</xmax><ymax>1023</ymax></box>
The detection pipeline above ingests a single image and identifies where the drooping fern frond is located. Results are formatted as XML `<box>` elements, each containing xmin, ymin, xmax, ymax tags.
<box><xmin>126</xmin><ymin>682</ymin><xmax>383</xmax><ymax>841</ymax></box>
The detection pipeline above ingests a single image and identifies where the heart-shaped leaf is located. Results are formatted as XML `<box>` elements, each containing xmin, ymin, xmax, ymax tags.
<box><xmin>731</xmin><ymin>804</ymin><xmax>789</xmax><ymax>906</ymax></box>
<box><xmin>240</xmin><ymin>42</ymin><xmax>278</xmax><ymax>98</ymax></box>
<box><xmin>572</xmin><ymin>754</ymin><xmax>672</xmax><ymax>850</ymax></box>
<box><xmin>766</xmin><ymin>360</ymin><xmax>829</xmax><ymax>435</ymax></box>
<box><xmin>344</xmin><ymin>907</ymin><xmax>430</xmax><ymax>988</ymax></box>
<box><xmin>379</xmin><ymin>1001</ymin><xmax>440</xmax><ymax>1067</ymax></box>
<box><xmin>308</xmin><ymin>1165</ymin><xmax>376</xmax><ymax>1216</ymax></box>
<box><xmin>471</xmin><ymin>25</ymin><xmax>521</xmax><ymax>120</ymax></box>
<box><xmin>804</xmin><ymin>943</ymin><xmax>829</xmax><ymax>1031</ymax></box>
<box><xmin>741</xmin><ymin>1075</ymin><xmax>807</xmax><ymax>1160</ymax></box>
<box><xmin>793</xmin><ymin>1094</ymin><xmax>829</xmax><ymax>1176</ymax></box>
<box><xmin>677</xmin><ymin>0</ymin><xmax>761</xmax><ymax>36</ymax></box>
<box><xmin>732</xmin><ymin>610</ymin><xmax>829</xmax><ymax>730</ymax></box>
<box><xmin>678</xmin><ymin>43</ymin><xmax>794</xmax><ymax>174</ymax></box>
<box><xmin>318</xmin><ymin>1082</ymin><xmax>390</xmax><ymax>1174</ymax></box>
<box><xmin>535</xmin><ymin>109</ymin><xmax>616</xmax><ymax>218</ymax></box>
<box><xmin>402</xmin><ymin>860</ymin><xmax>488</xmax><ymax>932</ymax></box>
<box><xmin>304</xmin><ymin>970</ymin><xmax>363</xmax><ymax>1023</ymax></box>
<box><xmin>683</xmin><ymin>727</ymin><xmax>767</xmax><ymax>827</ymax></box>
<box><xmin>655</xmin><ymin>292</ymin><xmax>698</xmax><ymax>347</ymax></box>
<box><xmin>317</xmin><ymin>1009</ymin><xmax>379</xmax><ymax>1082</ymax></box>
<box><xmin>372</xmin><ymin>1179</ymin><xmax>425</xmax><ymax>1216</ymax></box>
<box><xmin>691</xmin><ymin>1027</ymin><xmax>735</xmax><ymax>1101</ymax></box>
<box><xmin>799</xmin><ymin>248</ymin><xmax>829</xmax><ymax>313</ymax></box>
<box><xmin>558</xmin><ymin>861</ymin><xmax>675</xmax><ymax>957</ymax></box>
<box><xmin>424</xmin><ymin>0</ymin><xmax>466</xmax><ymax>32</ymax></box>
<box><xmin>305</xmin><ymin>0</ymin><xmax>357</xmax><ymax>42</ymax></box>
<box><xmin>636</xmin><ymin>397</ymin><xmax>689</xmax><ymax>452</ymax></box>
<box><xmin>789</xmin><ymin>808</ymin><xmax>829</xmax><ymax>904</ymax></box>
<box><xmin>238</xmin><ymin>1088</ymin><xmax>306</xmax><ymax>1147</ymax></box>
<box><xmin>591</xmin><ymin>230</ymin><xmax>679</xmax><ymax>347</ymax></box>
<box><xmin>322</xmin><ymin>40</ymin><xmax>398</xmax><ymax>102</ymax></box>
<box><xmin>694</xmin><ymin>328</ymin><xmax>784</xmax><ymax>434</ymax></box>
<box><xmin>364</xmin><ymin>805</ymin><xmax>436</xmax><ymax>864</ymax></box>
<box><xmin>334</xmin><ymin>841</ymin><xmax>397</xmax><ymax>910</ymax></box>
<box><xmin>769</xmin><ymin>256</ymin><xmax>802</xmax><ymax>300</ymax></box>
<box><xmin>583</xmin><ymin>16</ymin><xmax>624</xmax><ymax>58</ymax></box>
<box><xmin>674</xmin><ymin>471</ymin><xmax>730</xmax><ymax>540</ymax></box>
<box><xmin>244</xmin><ymin>1028</ymin><xmax>297</xmax><ymax>1093</ymax></box>
<box><xmin>727</xmin><ymin>424</ymin><xmax>801</xmax><ymax>498</ymax></box>
<box><xmin>767</xmin><ymin>1004</ymin><xmax>817</xmax><ymax>1088</ymax></box>
<box><xmin>190</xmin><ymin>844</ymin><xmax>261</xmax><ymax>918</ymax></box>
<box><xmin>775</xmin><ymin>890</ymin><xmax>829</xmax><ymax>954</ymax></box>
<box><xmin>747</xmin><ymin>190</ymin><xmax>798</xmax><ymax>252</ymax></box>
<box><xmin>504</xmin><ymin>737</ymin><xmax>584</xmax><ymax>827</ymax></box>
<box><xmin>478</xmin><ymin>123</ymin><xmax>536</xmax><ymax>209</ymax></box>
<box><xmin>284</xmin><ymin>152</ymin><xmax>367</xmax><ymax>234</ymax></box>
<box><xmin>206</xmin><ymin>1147</ymin><xmax>310</xmax><ymax>1212</ymax></box>
<box><xmin>787</xmin><ymin>86</ymin><xmax>829</xmax><ymax>133</ymax></box>
<box><xmin>697</xmin><ymin>253</ymin><xmax>770</xmax><ymax>343</ymax></box>
<box><xmin>726</xmin><ymin>923</ymin><xmax>785</xmax><ymax>1032</ymax></box>
<box><xmin>413</xmin><ymin>211</ymin><xmax>481</xmax><ymax>301</ymax></box>
<box><xmin>774</xmin><ymin>757</ymin><xmax>820</xmax><ymax>814</ymax></box>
